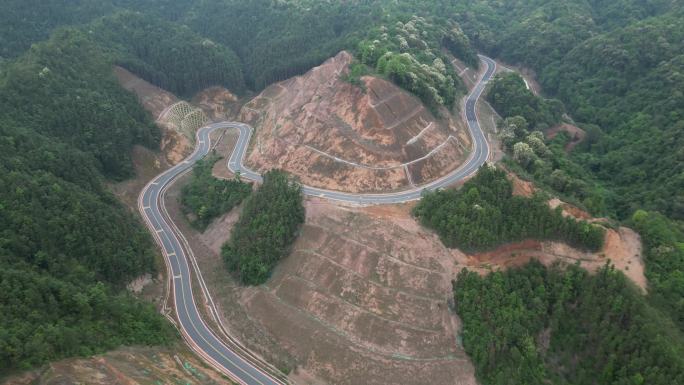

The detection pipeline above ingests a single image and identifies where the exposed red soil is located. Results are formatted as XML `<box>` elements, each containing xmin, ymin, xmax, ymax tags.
<box><xmin>192</xmin><ymin>86</ymin><xmax>242</xmax><ymax>121</ymax></box>
<box><xmin>546</xmin><ymin>123</ymin><xmax>586</xmax><ymax>152</ymax></box>
<box><xmin>508</xmin><ymin>171</ymin><xmax>536</xmax><ymax>197</ymax></box>
<box><xmin>240</xmin><ymin>51</ymin><xmax>470</xmax><ymax>193</ymax></box>
<box><xmin>470</xmin><ymin>169</ymin><xmax>645</xmax><ymax>290</ymax></box>
<box><xmin>114</xmin><ymin>66</ymin><xmax>178</xmax><ymax>120</ymax></box>
<box><xmin>467</xmin><ymin>226</ymin><xmax>645</xmax><ymax>291</ymax></box>
<box><xmin>2</xmin><ymin>346</ymin><xmax>231</xmax><ymax>385</ymax></box>
<box><xmin>162</xmin><ymin>157</ymin><xmax>479</xmax><ymax>385</ymax></box>
<box><xmin>548</xmin><ymin>198</ymin><xmax>593</xmax><ymax>220</ymax></box>
<box><xmin>240</xmin><ymin>199</ymin><xmax>478</xmax><ymax>384</ymax></box>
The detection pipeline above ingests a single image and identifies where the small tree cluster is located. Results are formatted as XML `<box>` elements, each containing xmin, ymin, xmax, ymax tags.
<box><xmin>222</xmin><ymin>170</ymin><xmax>305</xmax><ymax>285</ymax></box>
<box><xmin>413</xmin><ymin>166</ymin><xmax>605</xmax><ymax>252</ymax></box>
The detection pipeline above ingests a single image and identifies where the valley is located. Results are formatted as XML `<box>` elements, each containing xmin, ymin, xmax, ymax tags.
<box><xmin>107</xmin><ymin>52</ymin><xmax>646</xmax><ymax>385</ymax></box>
<box><xmin>2</xmin><ymin>2</ymin><xmax>683</xmax><ymax>385</ymax></box>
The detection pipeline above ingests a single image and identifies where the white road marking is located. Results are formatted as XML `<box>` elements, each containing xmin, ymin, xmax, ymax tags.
<box><xmin>137</xmin><ymin>55</ymin><xmax>495</xmax><ymax>385</ymax></box>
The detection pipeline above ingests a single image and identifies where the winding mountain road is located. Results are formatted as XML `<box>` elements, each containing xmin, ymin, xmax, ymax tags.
<box><xmin>138</xmin><ymin>55</ymin><xmax>496</xmax><ymax>384</ymax></box>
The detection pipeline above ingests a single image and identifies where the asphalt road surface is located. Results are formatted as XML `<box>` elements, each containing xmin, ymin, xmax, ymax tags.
<box><xmin>224</xmin><ymin>54</ymin><xmax>496</xmax><ymax>203</ymax></box>
<box><xmin>138</xmin><ymin>55</ymin><xmax>496</xmax><ymax>384</ymax></box>
<box><xmin>139</xmin><ymin>140</ymin><xmax>284</xmax><ymax>385</ymax></box>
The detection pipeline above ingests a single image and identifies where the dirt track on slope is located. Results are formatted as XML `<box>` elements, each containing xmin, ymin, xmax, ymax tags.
<box><xmin>240</xmin><ymin>51</ymin><xmax>471</xmax><ymax>193</ymax></box>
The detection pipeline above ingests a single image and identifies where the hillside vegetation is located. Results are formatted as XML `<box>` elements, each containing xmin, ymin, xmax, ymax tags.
<box><xmin>446</xmin><ymin>0</ymin><xmax>683</xmax><ymax>221</ymax></box>
<box><xmin>1</xmin><ymin>1</ymin><xmax>683</xmax><ymax>381</ymax></box>
<box><xmin>414</xmin><ymin>167</ymin><xmax>604</xmax><ymax>252</ymax></box>
<box><xmin>0</xmin><ymin>29</ymin><xmax>175</xmax><ymax>372</ymax></box>
<box><xmin>630</xmin><ymin>210</ymin><xmax>684</xmax><ymax>330</ymax></box>
<box><xmin>222</xmin><ymin>170</ymin><xmax>305</xmax><ymax>285</ymax></box>
<box><xmin>485</xmin><ymin>75</ymin><xmax>608</xmax><ymax>216</ymax></box>
<box><xmin>357</xmin><ymin>16</ymin><xmax>466</xmax><ymax>111</ymax></box>
<box><xmin>180</xmin><ymin>155</ymin><xmax>252</xmax><ymax>231</ymax></box>
<box><xmin>454</xmin><ymin>261</ymin><xmax>684</xmax><ymax>385</ymax></box>
<box><xmin>88</xmin><ymin>11</ymin><xmax>245</xmax><ymax>96</ymax></box>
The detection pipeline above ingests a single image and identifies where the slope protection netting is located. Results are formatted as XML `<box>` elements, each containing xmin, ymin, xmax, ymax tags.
<box><xmin>159</xmin><ymin>101</ymin><xmax>208</xmax><ymax>134</ymax></box>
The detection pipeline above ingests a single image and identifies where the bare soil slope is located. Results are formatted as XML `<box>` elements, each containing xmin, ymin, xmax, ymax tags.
<box><xmin>163</xmin><ymin>189</ymin><xmax>478</xmax><ymax>385</ymax></box>
<box><xmin>240</xmin><ymin>51</ymin><xmax>471</xmax><ymax>192</ymax></box>
<box><xmin>2</xmin><ymin>346</ymin><xmax>232</xmax><ymax>385</ymax></box>
<box><xmin>473</xmin><ymin>173</ymin><xmax>647</xmax><ymax>291</ymax></box>
<box><xmin>545</xmin><ymin>123</ymin><xmax>586</xmax><ymax>152</ymax></box>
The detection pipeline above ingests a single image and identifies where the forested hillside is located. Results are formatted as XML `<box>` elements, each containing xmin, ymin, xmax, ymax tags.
<box><xmin>0</xmin><ymin>0</ymin><xmax>114</xmax><ymax>58</ymax></box>
<box><xmin>486</xmin><ymin>73</ymin><xmax>563</xmax><ymax>131</ymax></box>
<box><xmin>222</xmin><ymin>170</ymin><xmax>304</xmax><ymax>285</ymax></box>
<box><xmin>454</xmin><ymin>261</ymin><xmax>684</xmax><ymax>385</ymax></box>
<box><xmin>0</xmin><ymin>1</ymin><xmax>479</xmax><ymax>105</ymax></box>
<box><xmin>0</xmin><ymin>28</ymin><xmax>175</xmax><ymax>372</ymax></box>
<box><xmin>1</xmin><ymin>29</ymin><xmax>159</xmax><ymax>179</ymax></box>
<box><xmin>181</xmin><ymin>155</ymin><xmax>252</xmax><ymax>231</ymax></box>
<box><xmin>185</xmin><ymin>0</ymin><xmax>378</xmax><ymax>90</ymax></box>
<box><xmin>89</xmin><ymin>11</ymin><xmax>245</xmax><ymax>96</ymax></box>
<box><xmin>356</xmin><ymin>16</ymin><xmax>467</xmax><ymax>111</ymax></box>
<box><xmin>630</xmin><ymin>210</ymin><xmax>684</xmax><ymax>330</ymax></box>
<box><xmin>1</xmin><ymin>0</ymin><xmax>683</xmax><ymax>381</ymax></box>
<box><xmin>413</xmin><ymin>167</ymin><xmax>604</xmax><ymax>252</ymax></box>
<box><xmin>484</xmin><ymin>75</ymin><xmax>609</xmax><ymax>216</ymax></box>
<box><xmin>443</xmin><ymin>0</ymin><xmax>683</xmax><ymax>221</ymax></box>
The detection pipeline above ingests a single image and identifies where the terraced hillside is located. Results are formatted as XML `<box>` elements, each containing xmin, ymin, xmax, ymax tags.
<box><xmin>241</xmin><ymin>51</ymin><xmax>471</xmax><ymax>192</ymax></box>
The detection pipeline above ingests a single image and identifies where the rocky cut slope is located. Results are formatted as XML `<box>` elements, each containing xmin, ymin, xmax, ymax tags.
<box><xmin>240</xmin><ymin>51</ymin><xmax>472</xmax><ymax>193</ymax></box>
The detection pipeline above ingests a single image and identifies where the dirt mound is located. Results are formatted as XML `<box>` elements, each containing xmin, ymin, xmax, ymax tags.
<box><xmin>114</xmin><ymin>66</ymin><xmax>178</xmax><ymax>119</ymax></box>
<box><xmin>546</xmin><ymin>123</ymin><xmax>586</xmax><ymax>152</ymax></box>
<box><xmin>240</xmin><ymin>51</ymin><xmax>471</xmax><ymax>192</ymax></box>
<box><xmin>468</xmin><ymin>217</ymin><xmax>646</xmax><ymax>291</ymax></box>
<box><xmin>193</xmin><ymin>86</ymin><xmax>241</xmax><ymax>121</ymax></box>
<box><xmin>478</xmin><ymin>174</ymin><xmax>646</xmax><ymax>290</ymax></box>
<box><xmin>508</xmin><ymin>171</ymin><xmax>536</xmax><ymax>197</ymax></box>
<box><xmin>2</xmin><ymin>346</ymin><xmax>228</xmax><ymax>385</ymax></box>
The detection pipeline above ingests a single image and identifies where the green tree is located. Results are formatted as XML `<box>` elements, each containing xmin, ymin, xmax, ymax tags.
<box><xmin>181</xmin><ymin>155</ymin><xmax>252</xmax><ymax>231</ymax></box>
<box><xmin>222</xmin><ymin>170</ymin><xmax>305</xmax><ymax>285</ymax></box>
<box><xmin>413</xmin><ymin>166</ymin><xmax>605</xmax><ymax>252</ymax></box>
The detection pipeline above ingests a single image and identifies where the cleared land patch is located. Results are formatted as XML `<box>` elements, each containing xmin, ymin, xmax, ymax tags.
<box><xmin>240</xmin><ymin>51</ymin><xmax>471</xmax><ymax>193</ymax></box>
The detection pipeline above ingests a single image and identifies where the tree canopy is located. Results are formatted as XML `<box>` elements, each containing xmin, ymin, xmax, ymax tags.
<box><xmin>454</xmin><ymin>261</ymin><xmax>684</xmax><ymax>385</ymax></box>
<box><xmin>0</xmin><ymin>27</ymin><xmax>176</xmax><ymax>372</ymax></box>
<box><xmin>180</xmin><ymin>155</ymin><xmax>252</xmax><ymax>231</ymax></box>
<box><xmin>413</xmin><ymin>166</ymin><xmax>604</xmax><ymax>252</ymax></box>
<box><xmin>222</xmin><ymin>170</ymin><xmax>305</xmax><ymax>285</ymax></box>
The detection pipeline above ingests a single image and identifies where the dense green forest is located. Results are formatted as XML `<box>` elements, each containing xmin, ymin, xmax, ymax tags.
<box><xmin>486</xmin><ymin>73</ymin><xmax>563</xmax><ymax>130</ymax></box>
<box><xmin>0</xmin><ymin>0</ymin><xmax>479</xmax><ymax>105</ymax></box>
<box><xmin>630</xmin><ymin>210</ymin><xmax>684</xmax><ymax>330</ymax></box>
<box><xmin>486</xmin><ymin>75</ymin><xmax>610</xmax><ymax>216</ymax></box>
<box><xmin>442</xmin><ymin>0</ymin><xmax>684</xmax><ymax>221</ymax></box>
<box><xmin>222</xmin><ymin>170</ymin><xmax>304</xmax><ymax>285</ymax></box>
<box><xmin>454</xmin><ymin>261</ymin><xmax>684</xmax><ymax>385</ymax></box>
<box><xmin>1</xmin><ymin>0</ymin><xmax>683</xmax><ymax>381</ymax></box>
<box><xmin>180</xmin><ymin>155</ymin><xmax>252</xmax><ymax>231</ymax></box>
<box><xmin>89</xmin><ymin>11</ymin><xmax>245</xmax><ymax>96</ymax></box>
<box><xmin>0</xmin><ymin>0</ymin><xmax>114</xmax><ymax>58</ymax></box>
<box><xmin>0</xmin><ymin>28</ymin><xmax>175</xmax><ymax>371</ymax></box>
<box><xmin>356</xmin><ymin>16</ymin><xmax>467</xmax><ymax>111</ymax></box>
<box><xmin>0</xmin><ymin>29</ymin><xmax>159</xmax><ymax>179</ymax></box>
<box><xmin>413</xmin><ymin>167</ymin><xmax>604</xmax><ymax>252</ymax></box>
